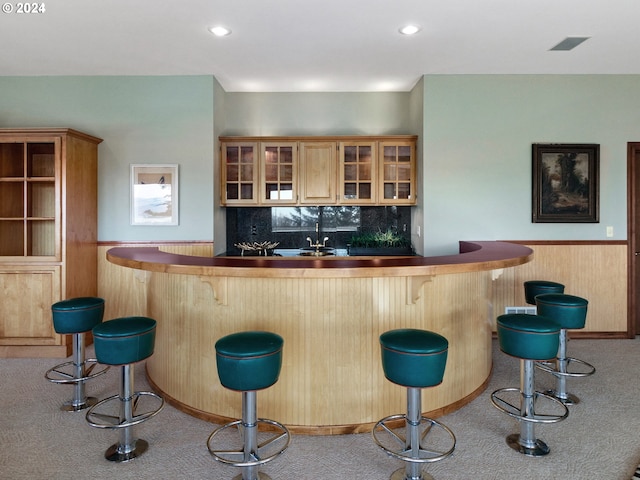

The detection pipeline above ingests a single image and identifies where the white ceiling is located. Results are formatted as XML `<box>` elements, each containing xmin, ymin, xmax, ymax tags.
<box><xmin>2</xmin><ymin>0</ymin><xmax>638</xmax><ymax>92</ymax></box>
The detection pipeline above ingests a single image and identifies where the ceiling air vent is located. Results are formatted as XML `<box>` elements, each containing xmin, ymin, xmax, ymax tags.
<box><xmin>549</xmin><ymin>37</ymin><xmax>590</xmax><ymax>51</ymax></box>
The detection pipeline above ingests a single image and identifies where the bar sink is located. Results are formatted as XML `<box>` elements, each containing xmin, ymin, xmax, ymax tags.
<box><xmin>299</xmin><ymin>250</ymin><xmax>334</xmax><ymax>257</ymax></box>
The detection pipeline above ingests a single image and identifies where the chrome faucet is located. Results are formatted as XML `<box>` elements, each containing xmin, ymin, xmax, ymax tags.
<box><xmin>306</xmin><ymin>223</ymin><xmax>329</xmax><ymax>252</ymax></box>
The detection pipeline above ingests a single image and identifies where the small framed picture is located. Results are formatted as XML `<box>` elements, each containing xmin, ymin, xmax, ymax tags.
<box><xmin>130</xmin><ymin>164</ymin><xmax>179</xmax><ymax>226</ymax></box>
<box><xmin>532</xmin><ymin>144</ymin><xmax>599</xmax><ymax>223</ymax></box>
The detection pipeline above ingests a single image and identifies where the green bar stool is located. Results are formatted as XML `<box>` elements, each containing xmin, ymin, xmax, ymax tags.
<box><xmin>207</xmin><ymin>331</ymin><xmax>290</xmax><ymax>480</ymax></box>
<box><xmin>524</xmin><ymin>280</ymin><xmax>565</xmax><ymax>305</ymax></box>
<box><xmin>491</xmin><ymin>314</ymin><xmax>568</xmax><ymax>456</ymax></box>
<box><xmin>372</xmin><ymin>329</ymin><xmax>455</xmax><ymax>480</ymax></box>
<box><xmin>45</xmin><ymin>297</ymin><xmax>109</xmax><ymax>411</ymax></box>
<box><xmin>535</xmin><ymin>293</ymin><xmax>595</xmax><ymax>405</ymax></box>
<box><xmin>85</xmin><ymin>316</ymin><xmax>164</xmax><ymax>462</ymax></box>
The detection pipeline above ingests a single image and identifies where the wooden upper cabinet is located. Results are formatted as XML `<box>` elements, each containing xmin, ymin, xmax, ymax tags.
<box><xmin>299</xmin><ymin>142</ymin><xmax>336</xmax><ymax>204</ymax></box>
<box><xmin>338</xmin><ymin>141</ymin><xmax>376</xmax><ymax>205</ymax></box>
<box><xmin>219</xmin><ymin>135</ymin><xmax>416</xmax><ymax>206</ymax></box>
<box><xmin>379</xmin><ymin>140</ymin><xmax>416</xmax><ymax>205</ymax></box>
<box><xmin>260</xmin><ymin>142</ymin><xmax>298</xmax><ymax>205</ymax></box>
<box><xmin>221</xmin><ymin>142</ymin><xmax>258</xmax><ymax>205</ymax></box>
<box><xmin>0</xmin><ymin>136</ymin><xmax>61</xmax><ymax>259</ymax></box>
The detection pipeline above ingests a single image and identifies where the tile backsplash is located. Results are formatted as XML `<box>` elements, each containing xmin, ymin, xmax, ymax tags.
<box><xmin>226</xmin><ymin>206</ymin><xmax>412</xmax><ymax>253</ymax></box>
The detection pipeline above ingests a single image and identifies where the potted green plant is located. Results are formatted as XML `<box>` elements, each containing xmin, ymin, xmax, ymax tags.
<box><xmin>347</xmin><ymin>229</ymin><xmax>414</xmax><ymax>256</ymax></box>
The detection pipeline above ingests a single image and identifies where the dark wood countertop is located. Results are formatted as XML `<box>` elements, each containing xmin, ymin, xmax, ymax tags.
<box><xmin>106</xmin><ymin>241</ymin><xmax>533</xmax><ymax>279</ymax></box>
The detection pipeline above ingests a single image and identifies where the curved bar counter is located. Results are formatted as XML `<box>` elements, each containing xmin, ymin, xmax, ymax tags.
<box><xmin>107</xmin><ymin>241</ymin><xmax>533</xmax><ymax>435</ymax></box>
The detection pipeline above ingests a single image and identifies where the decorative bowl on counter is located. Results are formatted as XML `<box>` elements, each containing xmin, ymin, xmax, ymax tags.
<box><xmin>234</xmin><ymin>241</ymin><xmax>280</xmax><ymax>256</ymax></box>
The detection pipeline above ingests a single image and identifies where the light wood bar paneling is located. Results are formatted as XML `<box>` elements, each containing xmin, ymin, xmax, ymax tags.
<box><xmin>492</xmin><ymin>242</ymin><xmax>627</xmax><ymax>336</ymax></box>
<box><xmin>104</xmin><ymin>241</ymin><xmax>529</xmax><ymax>434</ymax></box>
<box><xmin>98</xmin><ymin>243</ymin><xmax>213</xmax><ymax>321</ymax></box>
<box><xmin>144</xmin><ymin>269</ymin><xmax>494</xmax><ymax>433</ymax></box>
<box><xmin>99</xmin><ymin>240</ymin><xmax>628</xmax><ymax>433</ymax></box>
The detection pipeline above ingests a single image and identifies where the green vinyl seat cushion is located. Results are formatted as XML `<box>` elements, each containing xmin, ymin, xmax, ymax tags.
<box><xmin>534</xmin><ymin>293</ymin><xmax>588</xmax><ymax>330</ymax></box>
<box><xmin>215</xmin><ymin>331</ymin><xmax>284</xmax><ymax>392</ymax></box>
<box><xmin>524</xmin><ymin>280</ymin><xmax>565</xmax><ymax>305</ymax></box>
<box><xmin>380</xmin><ymin>329</ymin><xmax>448</xmax><ymax>389</ymax></box>
<box><xmin>497</xmin><ymin>314</ymin><xmax>560</xmax><ymax>360</ymax></box>
<box><xmin>92</xmin><ymin>317</ymin><xmax>157</xmax><ymax>366</ymax></box>
<box><xmin>51</xmin><ymin>297</ymin><xmax>105</xmax><ymax>334</ymax></box>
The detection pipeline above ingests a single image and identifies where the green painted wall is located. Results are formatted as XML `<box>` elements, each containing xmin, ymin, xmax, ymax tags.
<box><xmin>0</xmin><ymin>75</ymin><xmax>634</xmax><ymax>255</ymax></box>
<box><xmin>220</xmin><ymin>91</ymin><xmax>413</xmax><ymax>136</ymax></box>
<box><xmin>0</xmin><ymin>76</ymin><xmax>215</xmax><ymax>241</ymax></box>
<box><xmin>422</xmin><ymin>75</ymin><xmax>634</xmax><ymax>255</ymax></box>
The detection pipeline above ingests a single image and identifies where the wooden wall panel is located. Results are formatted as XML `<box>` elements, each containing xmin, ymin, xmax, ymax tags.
<box><xmin>98</xmin><ymin>241</ymin><xmax>628</xmax><ymax>338</ymax></box>
<box><xmin>492</xmin><ymin>243</ymin><xmax>627</xmax><ymax>335</ymax></box>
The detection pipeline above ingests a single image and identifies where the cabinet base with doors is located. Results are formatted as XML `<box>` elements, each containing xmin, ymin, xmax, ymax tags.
<box><xmin>0</xmin><ymin>128</ymin><xmax>102</xmax><ymax>358</ymax></box>
<box><xmin>220</xmin><ymin>136</ymin><xmax>417</xmax><ymax>206</ymax></box>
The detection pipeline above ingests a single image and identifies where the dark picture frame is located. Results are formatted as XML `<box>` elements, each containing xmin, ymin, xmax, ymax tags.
<box><xmin>532</xmin><ymin>143</ymin><xmax>599</xmax><ymax>223</ymax></box>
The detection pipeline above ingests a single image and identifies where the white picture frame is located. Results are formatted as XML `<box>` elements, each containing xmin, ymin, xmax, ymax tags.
<box><xmin>130</xmin><ymin>164</ymin><xmax>179</xmax><ymax>226</ymax></box>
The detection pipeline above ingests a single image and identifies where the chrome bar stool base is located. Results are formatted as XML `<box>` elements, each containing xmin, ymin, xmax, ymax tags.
<box><xmin>61</xmin><ymin>396</ymin><xmax>99</xmax><ymax>412</ymax></box>
<box><xmin>86</xmin><ymin>365</ymin><xmax>164</xmax><ymax>463</ymax></box>
<box><xmin>506</xmin><ymin>434</ymin><xmax>549</xmax><ymax>457</ymax></box>
<box><xmin>491</xmin><ymin>363</ymin><xmax>569</xmax><ymax>457</ymax></box>
<box><xmin>231</xmin><ymin>474</ymin><xmax>272</xmax><ymax>480</ymax></box>
<box><xmin>44</xmin><ymin>333</ymin><xmax>109</xmax><ymax>412</ymax></box>
<box><xmin>535</xmin><ymin>294</ymin><xmax>594</xmax><ymax>405</ymax></box>
<box><xmin>105</xmin><ymin>438</ymin><xmax>149</xmax><ymax>463</ymax></box>
<box><xmin>207</xmin><ymin>391</ymin><xmax>290</xmax><ymax>480</ymax></box>
<box><xmin>372</xmin><ymin>408</ymin><xmax>456</xmax><ymax>480</ymax></box>
<box><xmin>536</xmin><ymin>332</ymin><xmax>596</xmax><ymax>406</ymax></box>
<box><xmin>390</xmin><ymin>467</ymin><xmax>434</xmax><ymax>480</ymax></box>
<box><xmin>230</xmin><ymin>473</ymin><xmax>272</xmax><ymax>480</ymax></box>
<box><xmin>543</xmin><ymin>389</ymin><xmax>580</xmax><ymax>406</ymax></box>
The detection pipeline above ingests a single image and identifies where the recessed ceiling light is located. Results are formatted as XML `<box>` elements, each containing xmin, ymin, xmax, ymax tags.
<box><xmin>399</xmin><ymin>25</ymin><xmax>421</xmax><ymax>35</ymax></box>
<box><xmin>208</xmin><ymin>26</ymin><xmax>232</xmax><ymax>37</ymax></box>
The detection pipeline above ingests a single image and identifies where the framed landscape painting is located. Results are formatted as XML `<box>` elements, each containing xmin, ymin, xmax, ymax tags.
<box><xmin>130</xmin><ymin>164</ymin><xmax>179</xmax><ymax>225</ymax></box>
<box><xmin>532</xmin><ymin>144</ymin><xmax>599</xmax><ymax>223</ymax></box>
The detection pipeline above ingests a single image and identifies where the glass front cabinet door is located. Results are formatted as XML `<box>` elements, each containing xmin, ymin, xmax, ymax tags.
<box><xmin>339</xmin><ymin>142</ymin><xmax>376</xmax><ymax>205</ymax></box>
<box><xmin>379</xmin><ymin>141</ymin><xmax>416</xmax><ymax>205</ymax></box>
<box><xmin>0</xmin><ymin>137</ymin><xmax>60</xmax><ymax>259</ymax></box>
<box><xmin>221</xmin><ymin>142</ymin><xmax>258</xmax><ymax>205</ymax></box>
<box><xmin>261</xmin><ymin>142</ymin><xmax>298</xmax><ymax>204</ymax></box>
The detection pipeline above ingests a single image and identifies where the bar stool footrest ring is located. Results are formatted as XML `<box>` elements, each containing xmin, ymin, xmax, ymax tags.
<box><xmin>536</xmin><ymin>357</ymin><xmax>596</xmax><ymax>378</ymax></box>
<box><xmin>207</xmin><ymin>418</ymin><xmax>291</xmax><ymax>468</ymax></box>
<box><xmin>372</xmin><ymin>413</ymin><xmax>456</xmax><ymax>464</ymax></box>
<box><xmin>45</xmin><ymin>358</ymin><xmax>110</xmax><ymax>384</ymax></box>
<box><xmin>491</xmin><ymin>387</ymin><xmax>569</xmax><ymax>424</ymax></box>
<box><xmin>86</xmin><ymin>391</ymin><xmax>164</xmax><ymax>429</ymax></box>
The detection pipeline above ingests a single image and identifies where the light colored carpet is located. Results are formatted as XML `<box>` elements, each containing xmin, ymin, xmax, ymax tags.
<box><xmin>1</xmin><ymin>338</ymin><xmax>639</xmax><ymax>480</ymax></box>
